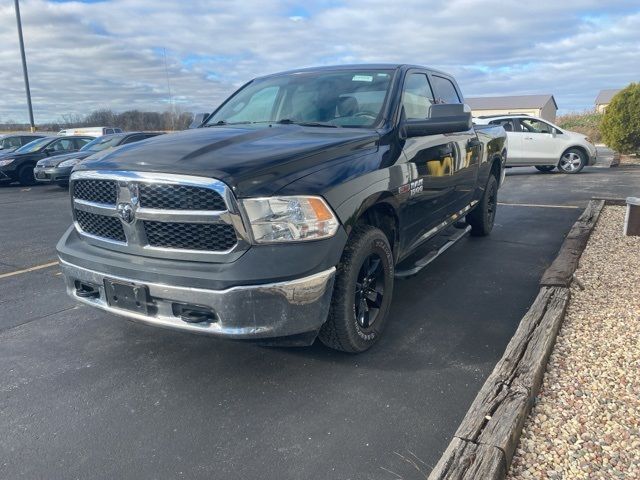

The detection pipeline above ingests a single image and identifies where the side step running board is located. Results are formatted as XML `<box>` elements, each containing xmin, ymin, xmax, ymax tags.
<box><xmin>395</xmin><ymin>226</ymin><xmax>471</xmax><ymax>279</ymax></box>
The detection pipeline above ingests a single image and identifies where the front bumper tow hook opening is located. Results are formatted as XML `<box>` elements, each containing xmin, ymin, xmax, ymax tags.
<box><xmin>76</xmin><ymin>284</ymin><xmax>100</xmax><ymax>299</ymax></box>
<box><xmin>180</xmin><ymin>311</ymin><xmax>215</xmax><ymax>324</ymax></box>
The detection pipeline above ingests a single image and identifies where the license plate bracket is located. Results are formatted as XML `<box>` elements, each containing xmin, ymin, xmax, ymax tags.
<box><xmin>104</xmin><ymin>279</ymin><xmax>150</xmax><ymax>314</ymax></box>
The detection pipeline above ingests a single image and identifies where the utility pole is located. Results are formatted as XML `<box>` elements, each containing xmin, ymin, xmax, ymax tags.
<box><xmin>163</xmin><ymin>48</ymin><xmax>174</xmax><ymax>130</ymax></box>
<box><xmin>14</xmin><ymin>0</ymin><xmax>35</xmax><ymax>132</ymax></box>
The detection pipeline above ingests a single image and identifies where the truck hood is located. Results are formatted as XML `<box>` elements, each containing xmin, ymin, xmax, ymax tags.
<box><xmin>75</xmin><ymin>125</ymin><xmax>379</xmax><ymax>197</ymax></box>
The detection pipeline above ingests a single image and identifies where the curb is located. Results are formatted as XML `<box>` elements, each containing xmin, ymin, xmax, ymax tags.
<box><xmin>428</xmin><ymin>199</ymin><xmax>609</xmax><ymax>480</ymax></box>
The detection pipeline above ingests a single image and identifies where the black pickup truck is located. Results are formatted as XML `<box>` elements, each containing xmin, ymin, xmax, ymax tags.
<box><xmin>57</xmin><ymin>64</ymin><xmax>507</xmax><ymax>353</ymax></box>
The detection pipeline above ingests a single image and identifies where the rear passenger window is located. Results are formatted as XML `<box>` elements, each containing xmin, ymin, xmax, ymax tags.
<box><xmin>74</xmin><ymin>138</ymin><xmax>91</xmax><ymax>149</ymax></box>
<box><xmin>431</xmin><ymin>75</ymin><xmax>461</xmax><ymax>104</ymax></box>
<box><xmin>402</xmin><ymin>73</ymin><xmax>435</xmax><ymax>119</ymax></box>
<box><xmin>123</xmin><ymin>135</ymin><xmax>144</xmax><ymax>144</ymax></box>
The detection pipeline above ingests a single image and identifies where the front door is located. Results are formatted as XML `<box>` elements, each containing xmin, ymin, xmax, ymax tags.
<box><xmin>428</xmin><ymin>73</ymin><xmax>479</xmax><ymax>212</ymax></box>
<box><xmin>516</xmin><ymin>117</ymin><xmax>561</xmax><ymax>164</ymax></box>
<box><xmin>399</xmin><ymin>72</ymin><xmax>454</xmax><ymax>253</ymax></box>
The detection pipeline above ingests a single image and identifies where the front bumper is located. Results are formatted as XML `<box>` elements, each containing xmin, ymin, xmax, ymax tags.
<box><xmin>0</xmin><ymin>167</ymin><xmax>16</xmax><ymax>183</ymax></box>
<box><xmin>34</xmin><ymin>165</ymin><xmax>71</xmax><ymax>183</ymax></box>
<box><xmin>587</xmin><ymin>146</ymin><xmax>597</xmax><ymax>166</ymax></box>
<box><xmin>59</xmin><ymin>259</ymin><xmax>336</xmax><ymax>339</ymax></box>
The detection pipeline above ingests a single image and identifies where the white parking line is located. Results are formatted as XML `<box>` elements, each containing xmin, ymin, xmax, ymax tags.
<box><xmin>498</xmin><ymin>202</ymin><xmax>581</xmax><ymax>209</ymax></box>
<box><xmin>0</xmin><ymin>261</ymin><xmax>59</xmax><ymax>280</ymax></box>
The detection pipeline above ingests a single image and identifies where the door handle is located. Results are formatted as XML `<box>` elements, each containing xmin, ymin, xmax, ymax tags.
<box><xmin>524</xmin><ymin>137</ymin><xmax>534</xmax><ymax>140</ymax></box>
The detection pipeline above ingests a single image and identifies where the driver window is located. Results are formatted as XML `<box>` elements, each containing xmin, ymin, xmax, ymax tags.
<box><xmin>402</xmin><ymin>73</ymin><xmax>435</xmax><ymax>119</ymax></box>
<box><xmin>520</xmin><ymin>118</ymin><xmax>553</xmax><ymax>134</ymax></box>
<box><xmin>52</xmin><ymin>139</ymin><xmax>74</xmax><ymax>151</ymax></box>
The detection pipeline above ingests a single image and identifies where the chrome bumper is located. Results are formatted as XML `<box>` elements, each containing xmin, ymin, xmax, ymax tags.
<box><xmin>59</xmin><ymin>259</ymin><xmax>336</xmax><ymax>339</ymax></box>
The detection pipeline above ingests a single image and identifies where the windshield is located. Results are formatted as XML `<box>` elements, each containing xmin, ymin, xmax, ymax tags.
<box><xmin>15</xmin><ymin>137</ymin><xmax>52</xmax><ymax>153</ymax></box>
<box><xmin>81</xmin><ymin>135</ymin><xmax>123</xmax><ymax>152</ymax></box>
<box><xmin>205</xmin><ymin>69</ymin><xmax>394</xmax><ymax>128</ymax></box>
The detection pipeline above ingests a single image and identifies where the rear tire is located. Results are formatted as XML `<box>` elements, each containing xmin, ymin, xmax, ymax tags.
<box><xmin>17</xmin><ymin>165</ymin><xmax>36</xmax><ymax>186</ymax></box>
<box><xmin>535</xmin><ymin>165</ymin><xmax>555</xmax><ymax>172</ymax></box>
<box><xmin>318</xmin><ymin>225</ymin><xmax>394</xmax><ymax>353</ymax></box>
<box><xmin>467</xmin><ymin>174</ymin><xmax>498</xmax><ymax>237</ymax></box>
<box><xmin>558</xmin><ymin>148</ymin><xmax>586</xmax><ymax>174</ymax></box>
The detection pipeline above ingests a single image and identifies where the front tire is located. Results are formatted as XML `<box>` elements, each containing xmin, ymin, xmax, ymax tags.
<box><xmin>535</xmin><ymin>165</ymin><xmax>555</xmax><ymax>173</ymax></box>
<box><xmin>558</xmin><ymin>148</ymin><xmax>586</xmax><ymax>174</ymax></box>
<box><xmin>467</xmin><ymin>174</ymin><xmax>498</xmax><ymax>237</ymax></box>
<box><xmin>319</xmin><ymin>225</ymin><xmax>394</xmax><ymax>353</ymax></box>
<box><xmin>17</xmin><ymin>165</ymin><xmax>36</xmax><ymax>186</ymax></box>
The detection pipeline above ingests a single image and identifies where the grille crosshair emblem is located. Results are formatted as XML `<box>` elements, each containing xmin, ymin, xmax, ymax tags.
<box><xmin>116</xmin><ymin>203</ymin><xmax>135</xmax><ymax>224</ymax></box>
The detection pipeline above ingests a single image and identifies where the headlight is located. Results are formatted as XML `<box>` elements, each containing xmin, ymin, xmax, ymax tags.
<box><xmin>58</xmin><ymin>158</ymin><xmax>80</xmax><ymax>168</ymax></box>
<box><xmin>0</xmin><ymin>158</ymin><xmax>15</xmax><ymax>167</ymax></box>
<box><xmin>585</xmin><ymin>136</ymin><xmax>592</xmax><ymax>143</ymax></box>
<box><xmin>241</xmin><ymin>196</ymin><xmax>339</xmax><ymax>243</ymax></box>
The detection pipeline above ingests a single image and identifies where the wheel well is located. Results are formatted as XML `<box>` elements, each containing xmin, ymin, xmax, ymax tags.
<box><xmin>357</xmin><ymin>202</ymin><xmax>398</xmax><ymax>253</ymax></box>
<box><xmin>490</xmin><ymin>155</ymin><xmax>502</xmax><ymax>179</ymax></box>
<box><xmin>562</xmin><ymin>145</ymin><xmax>588</xmax><ymax>160</ymax></box>
<box><xmin>18</xmin><ymin>162</ymin><xmax>35</xmax><ymax>172</ymax></box>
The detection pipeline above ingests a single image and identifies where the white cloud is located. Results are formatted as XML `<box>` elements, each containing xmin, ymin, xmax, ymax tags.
<box><xmin>0</xmin><ymin>0</ymin><xmax>638</xmax><ymax>122</ymax></box>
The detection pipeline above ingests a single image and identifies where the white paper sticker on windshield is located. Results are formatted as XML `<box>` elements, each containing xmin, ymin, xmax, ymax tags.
<box><xmin>352</xmin><ymin>75</ymin><xmax>373</xmax><ymax>82</ymax></box>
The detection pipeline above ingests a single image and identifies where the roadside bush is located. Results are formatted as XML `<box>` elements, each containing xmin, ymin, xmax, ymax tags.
<box><xmin>601</xmin><ymin>83</ymin><xmax>640</xmax><ymax>154</ymax></box>
<box><xmin>0</xmin><ymin>108</ymin><xmax>194</xmax><ymax>133</ymax></box>
<box><xmin>556</xmin><ymin>110</ymin><xmax>603</xmax><ymax>144</ymax></box>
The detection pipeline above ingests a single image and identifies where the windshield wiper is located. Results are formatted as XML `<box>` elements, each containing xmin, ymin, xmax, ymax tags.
<box><xmin>203</xmin><ymin>120</ymin><xmax>253</xmax><ymax>127</ymax></box>
<box><xmin>276</xmin><ymin>119</ymin><xmax>339</xmax><ymax>128</ymax></box>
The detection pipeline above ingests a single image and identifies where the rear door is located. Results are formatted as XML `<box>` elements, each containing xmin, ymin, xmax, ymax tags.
<box><xmin>489</xmin><ymin>118</ymin><xmax>523</xmax><ymax>164</ymax></box>
<box><xmin>73</xmin><ymin>138</ymin><xmax>91</xmax><ymax>150</ymax></box>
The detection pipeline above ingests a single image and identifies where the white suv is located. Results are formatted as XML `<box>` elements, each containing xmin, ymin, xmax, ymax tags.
<box><xmin>474</xmin><ymin>114</ymin><xmax>597</xmax><ymax>173</ymax></box>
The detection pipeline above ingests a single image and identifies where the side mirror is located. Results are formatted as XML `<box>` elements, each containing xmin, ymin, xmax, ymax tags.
<box><xmin>404</xmin><ymin>103</ymin><xmax>472</xmax><ymax>137</ymax></box>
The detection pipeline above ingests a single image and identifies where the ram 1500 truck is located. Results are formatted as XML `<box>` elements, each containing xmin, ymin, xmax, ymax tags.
<box><xmin>57</xmin><ymin>64</ymin><xmax>507</xmax><ymax>353</ymax></box>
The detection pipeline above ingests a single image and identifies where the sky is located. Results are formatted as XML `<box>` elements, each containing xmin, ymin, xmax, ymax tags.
<box><xmin>1</xmin><ymin>0</ymin><xmax>639</xmax><ymax>123</ymax></box>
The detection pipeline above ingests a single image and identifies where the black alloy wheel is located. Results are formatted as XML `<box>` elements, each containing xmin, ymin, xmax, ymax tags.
<box><xmin>354</xmin><ymin>253</ymin><xmax>385</xmax><ymax>329</ymax></box>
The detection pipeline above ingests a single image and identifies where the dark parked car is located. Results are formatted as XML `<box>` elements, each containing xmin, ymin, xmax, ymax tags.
<box><xmin>35</xmin><ymin>132</ymin><xmax>164</xmax><ymax>187</ymax></box>
<box><xmin>0</xmin><ymin>136</ymin><xmax>93</xmax><ymax>185</ymax></box>
<box><xmin>0</xmin><ymin>133</ymin><xmax>47</xmax><ymax>155</ymax></box>
<box><xmin>58</xmin><ymin>64</ymin><xmax>507</xmax><ymax>353</ymax></box>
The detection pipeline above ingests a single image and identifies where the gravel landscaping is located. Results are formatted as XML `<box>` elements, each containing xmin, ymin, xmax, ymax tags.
<box><xmin>508</xmin><ymin>206</ymin><xmax>640</xmax><ymax>479</ymax></box>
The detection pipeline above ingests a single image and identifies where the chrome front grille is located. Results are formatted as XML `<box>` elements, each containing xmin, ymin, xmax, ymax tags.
<box><xmin>69</xmin><ymin>171</ymin><xmax>250</xmax><ymax>262</ymax></box>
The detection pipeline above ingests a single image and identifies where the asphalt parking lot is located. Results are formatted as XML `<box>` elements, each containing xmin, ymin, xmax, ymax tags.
<box><xmin>2</xmin><ymin>155</ymin><xmax>639</xmax><ymax>479</ymax></box>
